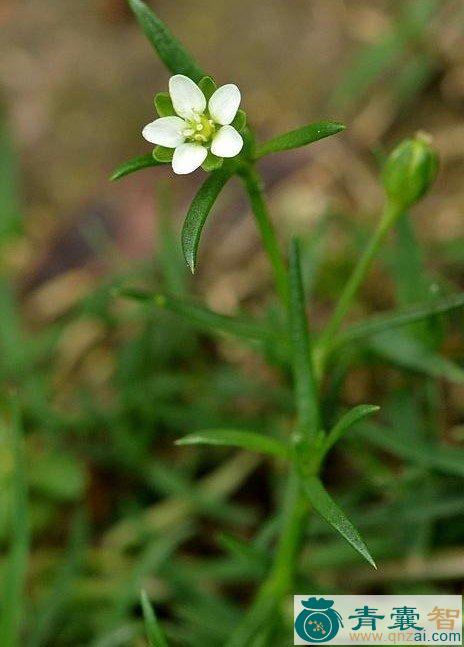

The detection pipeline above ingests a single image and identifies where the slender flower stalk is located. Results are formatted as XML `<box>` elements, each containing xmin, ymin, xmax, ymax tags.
<box><xmin>317</xmin><ymin>199</ymin><xmax>404</xmax><ymax>372</ymax></box>
<box><xmin>317</xmin><ymin>133</ymin><xmax>439</xmax><ymax>374</ymax></box>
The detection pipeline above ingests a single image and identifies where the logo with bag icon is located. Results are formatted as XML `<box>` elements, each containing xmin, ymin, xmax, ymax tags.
<box><xmin>294</xmin><ymin>597</ymin><xmax>343</xmax><ymax>643</ymax></box>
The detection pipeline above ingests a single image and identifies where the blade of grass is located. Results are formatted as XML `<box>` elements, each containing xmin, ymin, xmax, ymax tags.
<box><xmin>96</xmin><ymin>526</ymin><xmax>192</xmax><ymax>643</ymax></box>
<box><xmin>331</xmin><ymin>0</ymin><xmax>440</xmax><ymax>109</ymax></box>
<box><xmin>335</xmin><ymin>291</ymin><xmax>464</xmax><ymax>347</ymax></box>
<box><xmin>392</xmin><ymin>212</ymin><xmax>443</xmax><ymax>348</ymax></box>
<box><xmin>127</xmin><ymin>0</ymin><xmax>205</xmax><ymax>81</ymax></box>
<box><xmin>217</xmin><ymin>533</ymin><xmax>268</xmax><ymax>566</ymax></box>
<box><xmin>0</xmin><ymin>401</ymin><xmax>29</xmax><ymax>647</ymax></box>
<box><xmin>369</xmin><ymin>330</ymin><xmax>464</xmax><ymax>384</ymax></box>
<box><xmin>140</xmin><ymin>590</ymin><xmax>168</xmax><ymax>647</ymax></box>
<box><xmin>355</xmin><ymin>422</ymin><xmax>464</xmax><ymax>478</ymax></box>
<box><xmin>118</xmin><ymin>288</ymin><xmax>279</xmax><ymax>346</ymax></box>
<box><xmin>29</xmin><ymin>511</ymin><xmax>87</xmax><ymax>647</ymax></box>
<box><xmin>176</xmin><ymin>429</ymin><xmax>289</xmax><ymax>459</ymax></box>
<box><xmin>0</xmin><ymin>107</ymin><xmax>22</xmax><ymax>242</ymax></box>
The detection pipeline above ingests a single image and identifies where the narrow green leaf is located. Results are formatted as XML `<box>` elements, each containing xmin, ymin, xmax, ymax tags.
<box><xmin>181</xmin><ymin>167</ymin><xmax>233</xmax><ymax>272</ymax></box>
<box><xmin>392</xmin><ymin>212</ymin><xmax>442</xmax><ymax>347</ymax></box>
<box><xmin>369</xmin><ymin>331</ymin><xmax>464</xmax><ymax>384</ymax></box>
<box><xmin>98</xmin><ymin>528</ymin><xmax>191</xmax><ymax>639</ymax></box>
<box><xmin>289</xmin><ymin>238</ymin><xmax>320</xmax><ymax>442</ymax></box>
<box><xmin>254</xmin><ymin>121</ymin><xmax>345</xmax><ymax>159</ymax></box>
<box><xmin>127</xmin><ymin>0</ymin><xmax>205</xmax><ymax>81</ymax></box>
<box><xmin>153</xmin><ymin>146</ymin><xmax>174</xmax><ymax>162</ymax></box>
<box><xmin>336</xmin><ymin>292</ymin><xmax>464</xmax><ymax>347</ymax></box>
<box><xmin>202</xmin><ymin>151</ymin><xmax>223</xmax><ymax>172</ymax></box>
<box><xmin>324</xmin><ymin>404</ymin><xmax>380</xmax><ymax>454</ymax></box>
<box><xmin>141</xmin><ymin>589</ymin><xmax>168</xmax><ymax>647</ymax></box>
<box><xmin>110</xmin><ymin>153</ymin><xmax>163</xmax><ymax>181</ymax></box>
<box><xmin>231</xmin><ymin>109</ymin><xmax>247</xmax><ymax>133</ymax></box>
<box><xmin>0</xmin><ymin>402</ymin><xmax>29</xmax><ymax>646</ymax></box>
<box><xmin>0</xmin><ymin>108</ymin><xmax>22</xmax><ymax>242</ymax></box>
<box><xmin>393</xmin><ymin>213</ymin><xmax>429</xmax><ymax>305</ymax></box>
<box><xmin>199</xmin><ymin>76</ymin><xmax>217</xmax><ymax>100</ymax></box>
<box><xmin>330</xmin><ymin>0</ymin><xmax>440</xmax><ymax>109</ymax></box>
<box><xmin>217</xmin><ymin>533</ymin><xmax>267</xmax><ymax>565</ymax></box>
<box><xmin>356</xmin><ymin>422</ymin><xmax>464</xmax><ymax>478</ymax></box>
<box><xmin>154</xmin><ymin>92</ymin><xmax>175</xmax><ymax>117</ymax></box>
<box><xmin>301</xmin><ymin>476</ymin><xmax>376</xmax><ymax>568</ymax></box>
<box><xmin>29</xmin><ymin>511</ymin><xmax>87</xmax><ymax>647</ymax></box>
<box><xmin>117</xmin><ymin>288</ymin><xmax>279</xmax><ymax>345</ymax></box>
<box><xmin>176</xmin><ymin>429</ymin><xmax>289</xmax><ymax>459</ymax></box>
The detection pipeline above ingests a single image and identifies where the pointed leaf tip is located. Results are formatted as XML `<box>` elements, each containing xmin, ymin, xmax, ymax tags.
<box><xmin>140</xmin><ymin>589</ymin><xmax>168</xmax><ymax>647</ymax></box>
<box><xmin>176</xmin><ymin>429</ymin><xmax>289</xmax><ymax>458</ymax></box>
<box><xmin>255</xmin><ymin>121</ymin><xmax>346</xmax><ymax>159</ymax></box>
<box><xmin>324</xmin><ymin>404</ymin><xmax>380</xmax><ymax>453</ymax></box>
<box><xmin>111</xmin><ymin>153</ymin><xmax>162</xmax><ymax>181</ymax></box>
<box><xmin>302</xmin><ymin>475</ymin><xmax>376</xmax><ymax>568</ymax></box>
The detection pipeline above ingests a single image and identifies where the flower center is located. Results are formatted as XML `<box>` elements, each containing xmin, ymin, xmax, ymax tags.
<box><xmin>183</xmin><ymin>112</ymin><xmax>216</xmax><ymax>146</ymax></box>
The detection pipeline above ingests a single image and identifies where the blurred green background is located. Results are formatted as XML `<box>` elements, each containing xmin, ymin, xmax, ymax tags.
<box><xmin>1</xmin><ymin>0</ymin><xmax>464</xmax><ymax>645</ymax></box>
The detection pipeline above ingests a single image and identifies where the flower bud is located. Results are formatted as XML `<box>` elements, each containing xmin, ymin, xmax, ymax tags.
<box><xmin>382</xmin><ymin>132</ymin><xmax>439</xmax><ymax>209</ymax></box>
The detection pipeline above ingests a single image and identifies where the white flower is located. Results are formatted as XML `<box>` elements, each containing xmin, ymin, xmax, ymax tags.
<box><xmin>142</xmin><ymin>75</ymin><xmax>244</xmax><ymax>175</ymax></box>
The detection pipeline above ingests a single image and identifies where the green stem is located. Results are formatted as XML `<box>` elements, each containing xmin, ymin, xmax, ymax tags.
<box><xmin>226</xmin><ymin>472</ymin><xmax>307</xmax><ymax>647</ymax></box>
<box><xmin>318</xmin><ymin>200</ymin><xmax>404</xmax><ymax>367</ymax></box>
<box><xmin>232</xmin><ymin>202</ymin><xmax>406</xmax><ymax>644</ymax></box>
<box><xmin>241</xmin><ymin>166</ymin><xmax>289</xmax><ymax>307</ymax></box>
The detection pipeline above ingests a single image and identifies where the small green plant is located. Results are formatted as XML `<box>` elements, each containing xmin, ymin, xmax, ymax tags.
<box><xmin>110</xmin><ymin>1</ymin><xmax>454</xmax><ymax>644</ymax></box>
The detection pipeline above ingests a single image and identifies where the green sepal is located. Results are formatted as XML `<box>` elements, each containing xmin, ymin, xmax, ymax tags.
<box><xmin>154</xmin><ymin>92</ymin><xmax>175</xmax><ymax>117</ymax></box>
<box><xmin>202</xmin><ymin>151</ymin><xmax>223</xmax><ymax>172</ymax></box>
<box><xmin>382</xmin><ymin>133</ymin><xmax>439</xmax><ymax>209</ymax></box>
<box><xmin>153</xmin><ymin>146</ymin><xmax>174</xmax><ymax>163</ymax></box>
<box><xmin>199</xmin><ymin>76</ymin><xmax>217</xmax><ymax>100</ymax></box>
<box><xmin>231</xmin><ymin>109</ymin><xmax>247</xmax><ymax>133</ymax></box>
<box><xmin>240</xmin><ymin>126</ymin><xmax>255</xmax><ymax>159</ymax></box>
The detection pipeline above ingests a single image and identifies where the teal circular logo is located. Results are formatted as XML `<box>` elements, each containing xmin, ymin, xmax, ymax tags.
<box><xmin>295</xmin><ymin>597</ymin><xmax>343</xmax><ymax>643</ymax></box>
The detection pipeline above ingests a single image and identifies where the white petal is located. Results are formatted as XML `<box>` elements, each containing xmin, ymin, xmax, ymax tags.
<box><xmin>169</xmin><ymin>74</ymin><xmax>206</xmax><ymax>119</ymax></box>
<box><xmin>142</xmin><ymin>116</ymin><xmax>186</xmax><ymax>147</ymax></box>
<box><xmin>172</xmin><ymin>143</ymin><xmax>207</xmax><ymax>175</ymax></box>
<box><xmin>211</xmin><ymin>125</ymin><xmax>243</xmax><ymax>158</ymax></box>
<box><xmin>208</xmin><ymin>84</ymin><xmax>241</xmax><ymax>125</ymax></box>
